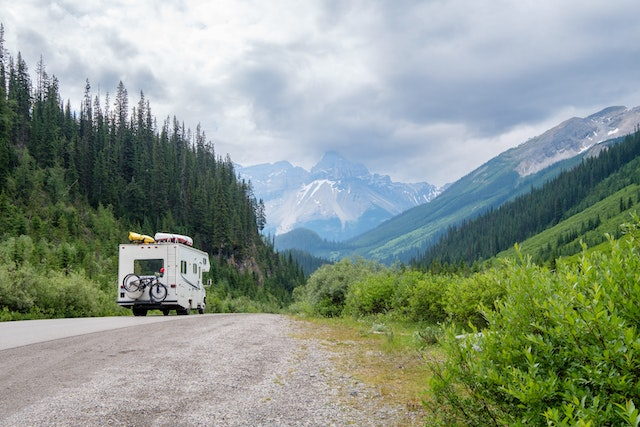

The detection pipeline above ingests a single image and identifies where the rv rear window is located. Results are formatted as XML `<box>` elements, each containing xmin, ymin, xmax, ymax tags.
<box><xmin>134</xmin><ymin>259</ymin><xmax>164</xmax><ymax>276</ymax></box>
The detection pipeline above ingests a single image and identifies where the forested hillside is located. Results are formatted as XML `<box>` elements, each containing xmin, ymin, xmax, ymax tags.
<box><xmin>0</xmin><ymin>28</ymin><xmax>304</xmax><ymax>319</ymax></box>
<box><xmin>411</xmin><ymin>128</ymin><xmax>640</xmax><ymax>270</ymax></box>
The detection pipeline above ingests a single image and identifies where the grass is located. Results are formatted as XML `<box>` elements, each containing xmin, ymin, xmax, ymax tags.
<box><xmin>292</xmin><ymin>316</ymin><xmax>439</xmax><ymax>424</ymax></box>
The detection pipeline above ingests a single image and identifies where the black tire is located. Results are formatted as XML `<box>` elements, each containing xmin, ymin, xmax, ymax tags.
<box><xmin>198</xmin><ymin>305</ymin><xmax>205</xmax><ymax>314</ymax></box>
<box><xmin>162</xmin><ymin>309</ymin><xmax>170</xmax><ymax>316</ymax></box>
<box><xmin>123</xmin><ymin>274</ymin><xmax>142</xmax><ymax>292</ymax></box>
<box><xmin>177</xmin><ymin>307</ymin><xmax>190</xmax><ymax>315</ymax></box>
<box><xmin>132</xmin><ymin>306</ymin><xmax>147</xmax><ymax>316</ymax></box>
<box><xmin>149</xmin><ymin>282</ymin><xmax>168</xmax><ymax>302</ymax></box>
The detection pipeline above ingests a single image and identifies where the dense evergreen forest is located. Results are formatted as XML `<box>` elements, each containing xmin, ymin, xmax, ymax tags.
<box><xmin>0</xmin><ymin>26</ymin><xmax>304</xmax><ymax>319</ymax></box>
<box><xmin>411</xmin><ymin>128</ymin><xmax>640</xmax><ymax>271</ymax></box>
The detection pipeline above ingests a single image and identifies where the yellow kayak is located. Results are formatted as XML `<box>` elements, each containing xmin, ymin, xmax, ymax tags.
<box><xmin>128</xmin><ymin>231</ymin><xmax>156</xmax><ymax>244</ymax></box>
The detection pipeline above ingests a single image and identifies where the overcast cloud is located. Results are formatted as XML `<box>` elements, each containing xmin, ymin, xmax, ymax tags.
<box><xmin>2</xmin><ymin>0</ymin><xmax>640</xmax><ymax>185</ymax></box>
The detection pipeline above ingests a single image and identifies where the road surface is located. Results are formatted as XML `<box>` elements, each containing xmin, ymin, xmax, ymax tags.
<box><xmin>0</xmin><ymin>313</ymin><xmax>415</xmax><ymax>426</ymax></box>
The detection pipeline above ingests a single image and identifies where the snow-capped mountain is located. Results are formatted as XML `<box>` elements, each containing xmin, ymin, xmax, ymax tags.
<box><xmin>337</xmin><ymin>105</ymin><xmax>640</xmax><ymax>262</ymax></box>
<box><xmin>237</xmin><ymin>151</ymin><xmax>441</xmax><ymax>241</ymax></box>
<box><xmin>513</xmin><ymin>106</ymin><xmax>640</xmax><ymax>176</ymax></box>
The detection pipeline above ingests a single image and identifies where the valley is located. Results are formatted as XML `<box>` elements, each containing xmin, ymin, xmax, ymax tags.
<box><xmin>247</xmin><ymin>106</ymin><xmax>640</xmax><ymax>263</ymax></box>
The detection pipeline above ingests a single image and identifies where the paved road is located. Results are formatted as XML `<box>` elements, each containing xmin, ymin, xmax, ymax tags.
<box><xmin>0</xmin><ymin>315</ymin><xmax>185</xmax><ymax>350</ymax></box>
<box><xmin>0</xmin><ymin>314</ymin><xmax>413</xmax><ymax>426</ymax></box>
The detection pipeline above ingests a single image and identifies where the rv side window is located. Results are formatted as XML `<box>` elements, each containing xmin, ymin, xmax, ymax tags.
<box><xmin>181</xmin><ymin>260</ymin><xmax>187</xmax><ymax>274</ymax></box>
<box><xmin>134</xmin><ymin>259</ymin><xmax>164</xmax><ymax>276</ymax></box>
<box><xmin>193</xmin><ymin>263</ymin><xmax>197</xmax><ymax>274</ymax></box>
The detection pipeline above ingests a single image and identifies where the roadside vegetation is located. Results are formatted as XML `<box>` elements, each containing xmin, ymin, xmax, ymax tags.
<box><xmin>291</xmin><ymin>216</ymin><xmax>640</xmax><ymax>426</ymax></box>
<box><xmin>293</xmin><ymin>316</ymin><xmax>433</xmax><ymax>425</ymax></box>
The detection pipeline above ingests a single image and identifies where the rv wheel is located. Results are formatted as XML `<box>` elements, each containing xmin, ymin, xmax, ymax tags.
<box><xmin>132</xmin><ymin>307</ymin><xmax>147</xmax><ymax>316</ymax></box>
<box><xmin>162</xmin><ymin>309</ymin><xmax>169</xmax><ymax>316</ymax></box>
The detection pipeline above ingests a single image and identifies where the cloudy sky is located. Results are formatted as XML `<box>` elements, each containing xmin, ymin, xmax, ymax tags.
<box><xmin>2</xmin><ymin>0</ymin><xmax>640</xmax><ymax>186</ymax></box>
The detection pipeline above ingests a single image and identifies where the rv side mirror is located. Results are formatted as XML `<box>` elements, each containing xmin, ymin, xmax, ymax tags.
<box><xmin>206</xmin><ymin>279</ymin><xmax>212</xmax><ymax>287</ymax></box>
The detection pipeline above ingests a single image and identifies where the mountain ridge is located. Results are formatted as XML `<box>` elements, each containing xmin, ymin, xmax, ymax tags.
<box><xmin>237</xmin><ymin>151</ymin><xmax>441</xmax><ymax>241</ymax></box>
<box><xmin>512</xmin><ymin>106</ymin><xmax>639</xmax><ymax>177</ymax></box>
<box><xmin>412</xmin><ymin>128</ymin><xmax>640</xmax><ymax>269</ymax></box>
<box><xmin>275</xmin><ymin>105</ymin><xmax>640</xmax><ymax>262</ymax></box>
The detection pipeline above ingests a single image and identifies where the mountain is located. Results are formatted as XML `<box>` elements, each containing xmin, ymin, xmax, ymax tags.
<box><xmin>283</xmin><ymin>106</ymin><xmax>640</xmax><ymax>262</ymax></box>
<box><xmin>512</xmin><ymin>106</ymin><xmax>640</xmax><ymax>176</ymax></box>
<box><xmin>237</xmin><ymin>151</ymin><xmax>441</xmax><ymax>241</ymax></box>
<box><xmin>413</xmin><ymin>128</ymin><xmax>640</xmax><ymax>269</ymax></box>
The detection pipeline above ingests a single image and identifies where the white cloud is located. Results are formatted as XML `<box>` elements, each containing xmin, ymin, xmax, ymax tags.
<box><xmin>1</xmin><ymin>0</ymin><xmax>640</xmax><ymax>186</ymax></box>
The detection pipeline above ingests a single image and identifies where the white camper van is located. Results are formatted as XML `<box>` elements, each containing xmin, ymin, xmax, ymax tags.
<box><xmin>117</xmin><ymin>232</ymin><xmax>210</xmax><ymax>316</ymax></box>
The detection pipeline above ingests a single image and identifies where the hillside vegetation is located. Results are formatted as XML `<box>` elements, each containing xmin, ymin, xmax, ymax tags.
<box><xmin>0</xmin><ymin>30</ymin><xmax>303</xmax><ymax>319</ymax></box>
<box><xmin>412</xmin><ymin>129</ymin><xmax>640</xmax><ymax>270</ymax></box>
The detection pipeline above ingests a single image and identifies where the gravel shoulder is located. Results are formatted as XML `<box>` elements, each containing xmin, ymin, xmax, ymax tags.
<box><xmin>0</xmin><ymin>313</ymin><xmax>419</xmax><ymax>426</ymax></box>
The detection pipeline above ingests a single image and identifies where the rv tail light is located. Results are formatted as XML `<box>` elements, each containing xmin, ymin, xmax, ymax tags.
<box><xmin>170</xmin><ymin>284</ymin><xmax>176</xmax><ymax>288</ymax></box>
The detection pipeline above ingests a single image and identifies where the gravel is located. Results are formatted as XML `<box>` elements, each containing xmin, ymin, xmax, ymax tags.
<box><xmin>0</xmin><ymin>313</ymin><xmax>421</xmax><ymax>426</ymax></box>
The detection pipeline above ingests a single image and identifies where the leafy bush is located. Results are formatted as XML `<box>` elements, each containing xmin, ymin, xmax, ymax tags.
<box><xmin>0</xmin><ymin>265</ymin><xmax>35</xmax><ymax>312</ymax></box>
<box><xmin>293</xmin><ymin>258</ymin><xmax>502</xmax><ymax>326</ymax></box>
<box><xmin>0</xmin><ymin>237</ymin><xmax>122</xmax><ymax>319</ymax></box>
<box><xmin>404</xmin><ymin>271</ymin><xmax>449</xmax><ymax>324</ymax></box>
<box><xmin>428</xmin><ymin>236</ymin><xmax>640</xmax><ymax>426</ymax></box>
<box><xmin>291</xmin><ymin>257</ymin><xmax>383</xmax><ymax>317</ymax></box>
<box><xmin>443</xmin><ymin>266</ymin><xmax>507</xmax><ymax>329</ymax></box>
<box><xmin>344</xmin><ymin>271</ymin><xmax>395</xmax><ymax>316</ymax></box>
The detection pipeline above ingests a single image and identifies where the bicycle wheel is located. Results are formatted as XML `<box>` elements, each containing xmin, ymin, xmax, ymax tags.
<box><xmin>123</xmin><ymin>274</ymin><xmax>142</xmax><ymax>292</ymax></box>
<box><xmin>149</xmin><ymin>282</ymin><xmax>168</xmax><ymax>302</ymax></box>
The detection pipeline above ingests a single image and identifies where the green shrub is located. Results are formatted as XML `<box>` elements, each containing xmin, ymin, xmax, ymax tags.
<box><xmin>40</xmin><ymin>272</ymin><xmax>101</xmax><ymax>317</ymax></box>
<box><xmin>0</xmin><ymin>238</ymin><xmax>121</xmax><ymax>319</ymax></box>
<box><xmin>292</xmin><ymin>257</ymin><xmax>382</xmax><ymax>317</ymax></box>
<box><xmin>443</xmin><ymin>266</ymin><xmax>507</xmax><ymax>329</ymax></box>
<box><xmin>405</xmin><ymin>271</ymin><xmax>448</xmax><ymax>324</ymax></box>
<box><xmin>0</xmin><ymin>264</ymin><xmax>36</xmax><ymax>312</ymax></box>
<box><xmin>412</xmin><ymin>325</ymin><xmax>443</xmax><ymax>348</ymax></box>
<box><xmin>344</xmin><ymin>271</ymin><xmax>395</xmax><ymax>316</ymax></box>
<box><xmin>428</xmin><ymin>237</ymin><xmax>640</xmax><ymax>426</ymax></box>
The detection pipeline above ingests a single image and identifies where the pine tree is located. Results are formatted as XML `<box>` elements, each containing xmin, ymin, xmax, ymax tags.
<box><xmin>7</xmin><ymin>52</ymin><xmax>31</xmax><ymax>148</ymax></box>
<box><xmin>0</xmin><ymin>24</ymin><xmax>13</xmax><ymax>186</ymax></box>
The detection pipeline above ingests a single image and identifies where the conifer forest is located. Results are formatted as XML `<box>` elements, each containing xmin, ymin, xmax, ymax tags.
<box><xmin>0</xmin><ymin>27</ymin><xmax>304</xmax><ymax>319</ymax></box>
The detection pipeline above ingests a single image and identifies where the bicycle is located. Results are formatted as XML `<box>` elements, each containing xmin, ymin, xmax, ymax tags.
<box><xmin>122</xmin><ymin>273</ymin><xmax>168</xmax><ymax>302</ymax></box>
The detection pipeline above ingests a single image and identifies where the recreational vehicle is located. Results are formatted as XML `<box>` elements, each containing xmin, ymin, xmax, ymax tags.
<box><xmin>117</xmin><ymin>232</ymin><xmax>210</xmax><ymax>316</ymax></box>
